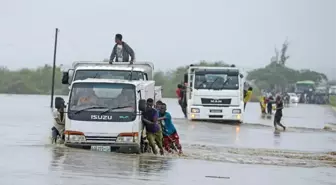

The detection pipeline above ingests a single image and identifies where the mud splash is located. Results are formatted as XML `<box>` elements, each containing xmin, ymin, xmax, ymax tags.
<box><xmin>11</xmin><ymin>131</ymin><xmax>336</xmax><ymax>168</ymax></box>
<box><xmin>14</xmin><ymin>139</ymin><xmax>336</xmax><ymax>169</ymax></box>
<box><xmin>53</xmin><ymin>143</ymin><xmax>336</xmax><ymax>168</ymax></box>
<box><xmin>180</xmin><ymin>144</ymin><xmax>336</xmax><ymax>168</ymax></box>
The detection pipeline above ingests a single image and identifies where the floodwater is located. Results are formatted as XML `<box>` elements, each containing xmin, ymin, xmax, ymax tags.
<box><xmin>0</xmin><ymin>94</ymin><xmax>335</xmax><ymax>185</ymax></box>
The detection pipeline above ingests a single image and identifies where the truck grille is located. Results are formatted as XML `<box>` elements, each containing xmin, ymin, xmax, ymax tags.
<box><xmin>201</xmin><ymin>98</ymin><xmax>231</xmax><ymax>105</ymax></box>
<box><xmin>85</xmin><ymin>136</ymin><xmax>117</xmax><ymax>142</ymax></box>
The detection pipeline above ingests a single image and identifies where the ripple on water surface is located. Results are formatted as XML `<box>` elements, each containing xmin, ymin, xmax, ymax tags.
<box><xmin>15</xmin><ymin>142</ymin><xmax>336</xmax><ymax>169</ymax></box>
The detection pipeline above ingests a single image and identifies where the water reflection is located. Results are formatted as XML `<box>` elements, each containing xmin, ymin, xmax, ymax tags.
<box><xmin>273</xmin><ymin>130</ymin><xmax>281</xmax><ymax>146</ymax></box>
<box><xmin>49</xmin><ymin>147</ymin><xmax>67</xmax><ymax>169</ymax></box>
<box><xmin>138</xmin><ymin>155</ymin><xmax>172</xmax><ymax>174</ymax></box>
<box><xmin>49</xmin><ymin>147</ymin><xmax>173</xmax><ymax>179</ymax></box>
<box><xmin>235</xmin><ymin>126</ymin><xmax>240</xmax><ymax>143</ymax></box>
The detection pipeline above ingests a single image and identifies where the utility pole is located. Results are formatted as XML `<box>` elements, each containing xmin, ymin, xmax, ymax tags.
<box><xmin>50</xmin><ymin>28</ymin><xmax>59</xmax><ymax>108</ymax></box>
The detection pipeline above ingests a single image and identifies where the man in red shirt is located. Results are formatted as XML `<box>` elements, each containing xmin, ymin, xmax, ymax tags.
<box><xmin>176</xmin><ymin>84</ymin><xmax>182</xmax><ymax>101</ymax></box>
<box><xmin>176</xmin><ymin>84</ymin><xmax>187</xmax><ymax>118</ymax></box>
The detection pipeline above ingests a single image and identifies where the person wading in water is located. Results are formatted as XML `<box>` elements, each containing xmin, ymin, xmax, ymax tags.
<box><xmin>176</xmin><ymin>84</ymin><xmax>187</xmax><ymax>117</ymax></box>
<box><xmin>243</xmin><ymin>87</ymin><xmax>253</xmax><ymax>110</ymax></box>
<box><xmin>180</xmin><ymin>85</ymin><xmax>187</xmax><ymax>118</ymax></box>
<box><xmin>158</xmin><ymin>103</ymin><xmax>183</xmax><ymax>154</ymax></box>
<box><xmin>267</xmin><ymin>95</ymin><xmax>274</xmax><ymax>115</ymax></box>
<box><xmin>51</xmin><ymin>98</ymin><xmax>66</xmax><ymax>143</ymax></box>
<box><xmin>274</xmin><ymin>96</ymin><xmax>286</xmax><ymax>130</ymax></box>
<box><xmin>141</xmin><ymin>98</ymin><xmax>164</xmax><ymax>155</ymax></box>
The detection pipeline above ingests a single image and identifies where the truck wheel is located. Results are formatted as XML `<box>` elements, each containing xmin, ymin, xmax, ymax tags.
<box><xmin>135</xmin><ymin>148</ymin><xmax>141</xmax><ymax>154</ymax></box>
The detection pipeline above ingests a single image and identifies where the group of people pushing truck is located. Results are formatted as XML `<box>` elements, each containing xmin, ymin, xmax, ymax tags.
<box><xmin>141</xmin><ymin>98</ymin><xmax>183</xmax><ymax>155</ymax></box>
<box><xmin>51</xmin><ymin>97</ymin><xmax>183</xmax><ymax>155</ymax></box>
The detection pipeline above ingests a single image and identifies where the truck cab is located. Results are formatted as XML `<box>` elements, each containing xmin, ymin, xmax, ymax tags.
<box><xmin>184</xmin><ymin>66</ymin><xmax>245</xmax><ymax>123</ymax></box>
<box><xmin>61</xmin><ymin>61</ymin><xmax>162</xmax><ymax>102</ymax></box>
<box><xmin>55</xmin><ymin>78</ymin><xmax>155</xmax><ymax>153</ymax></box>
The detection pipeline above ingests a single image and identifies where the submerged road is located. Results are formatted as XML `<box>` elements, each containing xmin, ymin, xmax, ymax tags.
<box><xmin>0</xmin><ymin>95</ymin><xmax>335</xmax><ymax>185</ymax></box>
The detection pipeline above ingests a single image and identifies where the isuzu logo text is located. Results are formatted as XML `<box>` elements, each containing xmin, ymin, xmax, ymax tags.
<box><xmin>91</xmin><ymin>115</ymin><xmax>113</xmax><ymax>120</ymax></box>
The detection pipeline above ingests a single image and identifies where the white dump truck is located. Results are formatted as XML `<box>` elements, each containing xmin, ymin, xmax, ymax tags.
<box><xmin>61</xmin><ymin>61</ymin><xmax>162</xmax><ymax>102</ymax></box>
<box><xmin>55</xmin><ymin>78</ymin><xmax>155</xmax><ymax>153</ymax></box>
<box><xmin>184</xmin><ymin>65</ymin><xmax>245</xmax><ymax>123</ymax></box>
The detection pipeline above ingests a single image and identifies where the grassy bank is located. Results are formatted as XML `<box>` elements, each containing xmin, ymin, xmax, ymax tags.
<box><xmin>330</xmin><ymin>95</ymin><xmax>336</xmax><ymax>107</ymax></box>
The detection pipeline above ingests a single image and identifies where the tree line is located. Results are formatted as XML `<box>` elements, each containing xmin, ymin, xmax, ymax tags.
<box><xmin>0</xmin><ymin>65</ymin><xmax>68</xmax><ymax>95</ymax></box>
<box><xmin>0</xmin><ymin>60</ymin><xmax>328</xmax><ymax>100</ymax></box>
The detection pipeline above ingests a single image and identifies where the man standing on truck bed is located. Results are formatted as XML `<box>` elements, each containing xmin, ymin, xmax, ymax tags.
<box><xmin>109</xmin><ymin>34</ymin><xmax>135</xmax><ymax>64</ymax></box>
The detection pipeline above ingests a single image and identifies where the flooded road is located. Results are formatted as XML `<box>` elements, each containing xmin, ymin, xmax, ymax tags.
<box><xmin>0</xmin><ymin>94</ymin><xmax>335</xmax><ymax>185</ymax></box>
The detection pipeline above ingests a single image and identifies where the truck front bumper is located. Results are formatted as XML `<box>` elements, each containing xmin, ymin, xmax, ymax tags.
<box><xmin>187</xmin><ymin>105</ymin><xmax>243</xmax><ymax>122</ymax></box>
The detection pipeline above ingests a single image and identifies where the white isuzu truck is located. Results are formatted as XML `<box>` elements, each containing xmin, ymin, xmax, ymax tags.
<box><xmin>184</xmin><ymin>65</ymin><xmax>245</xmax><ymax>123</ymax></box>
<box><xmin>61</xmin><ymin>61</ymin><xmax>162</xmax><ymax>102</ymax></box>
<box><xmin>55</xmin><ymin>78</ymin><xmax>154</xmax><ymax>153</ymax></box>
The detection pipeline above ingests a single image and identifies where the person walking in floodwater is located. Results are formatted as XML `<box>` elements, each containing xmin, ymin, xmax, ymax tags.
<box><xmin>176</xmin><ymin>84</ymin><xmax>187</xmax><ymax>117</ymax></box>
<box><xmin>274</xmin><ymin>96</ymin><xmax>286</xmax><ymax>130</ymax></box>
<box><xmin>51</xmin><ymin>98</ymin><xmax>66</xmax><ymax>143</ymax></box>
<box><xmin>267</xmin><ymin>95</ymin><xmax>274</xmax><ymax>115</ymax></box>
<box><xmin>180</xmin><ymin>85</ymin><xmax>188</xmax><ymax>118</ymax></box>
<box><xmin>243</xmin><ymin>87</ymin><xmax>253</xmax><ymax>110</ymax></box>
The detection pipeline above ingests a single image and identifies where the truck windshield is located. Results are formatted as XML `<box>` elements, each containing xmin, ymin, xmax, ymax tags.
<box><xmin>194</xmin><ymin>71</ymin><xmax>239</xmax><ymax>90</ymax></box>
<box><xmin>74</xmin><ymin>70</ymin><xmax>145</xmax><ymax>81</ymax></box>
<box><xmin>69</xmin><ymin>83</ymin><xmax>136</xmax><ymax>113</ymax></box>
<box><xmin>295</xmin><ymin>84</ymin><xmax>314</xmax><ymax>93</ymax></box>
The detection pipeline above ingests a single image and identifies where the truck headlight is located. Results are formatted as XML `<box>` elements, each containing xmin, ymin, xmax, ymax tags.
<box><xmin>232</xmin><ymin>109</ymin><xmax>241</xmax><ymax>114</ymax></box>
<box><xmin>116</xmin><ymin>136</ymin><xmax>138</xmax><ymax>143</ymax></box>
<box><xmin>68</xmin><ymin>135</ymin><xmax>86</xmax><ymax>142</ymax></box>
<box><xmin>191</xmin><ymin>108</ymin><xmax>200</xmax><ymax>113</ymax></box>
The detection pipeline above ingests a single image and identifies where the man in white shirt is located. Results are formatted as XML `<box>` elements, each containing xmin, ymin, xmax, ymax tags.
<box><xmin>51</xmin><ymin>99</ymin><xmax>66</xmax><ymax>143</ymax></box>
<box><xmin>109</xmin><ymin>34</ymin><xmax>135</xmax><ymax>64</ymax></box>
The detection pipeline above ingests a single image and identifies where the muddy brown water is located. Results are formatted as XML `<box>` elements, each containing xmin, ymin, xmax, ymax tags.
<box><xmin>0</xmin><ymin>94</ymin><xmax>335</xmax><ymax>185</ymax></box>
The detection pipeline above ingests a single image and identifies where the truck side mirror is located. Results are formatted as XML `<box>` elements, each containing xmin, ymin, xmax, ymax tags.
<box><xmin>240</xmin><ymin>74</ymin><xmax>244</xmax><ymax>78</ymax></box>
<box><xmin>138</xmin><ymin>99</ymin><xmax>146</xmax><ymax>112</ymax></box>
<box><xmin>55</xmin><ymin>97</ymin><xmax>65</xmax><ymax>109</ymax></box>
<box><xmin>67</xmin><ymin>69</ymin><xmax>74</xmax><ymax>84</ymax></box>
<box><xmin>184</xmin><ymin>73</ymin><xmax>188</xmax><ymax>83</ymax></box>
<box><xmin>61</xmin><ymin>69</ymin><xmax>74</xmax><ymax>85</ymax></box>
<box><xmin>61</xmin><ymin>72</ymin><xmax>69</xmax><ymax>84</ymax></box>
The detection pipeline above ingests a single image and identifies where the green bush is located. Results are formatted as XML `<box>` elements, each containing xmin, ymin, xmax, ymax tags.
<box><xmin>330</xmin><ymin>95</ymin><xmax>336</xmax><ymax>107</ymax></box>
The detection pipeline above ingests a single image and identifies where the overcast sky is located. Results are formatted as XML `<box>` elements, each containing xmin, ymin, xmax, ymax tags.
<box><xmin>0</xmin><ymin>0</ymin><xmax>335</xmax><ymax>79</ymax></box>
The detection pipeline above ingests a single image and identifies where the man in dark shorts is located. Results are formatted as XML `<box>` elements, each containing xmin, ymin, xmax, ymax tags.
<box><xmin>274</xmin><ymin>96</ymin><xmax>286</xmax><ymax>130</ymax></box>
<box><xmin>142</xmin><ymin>98</ymin><xmax>164</xmax><ymax>155</ymax></box>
